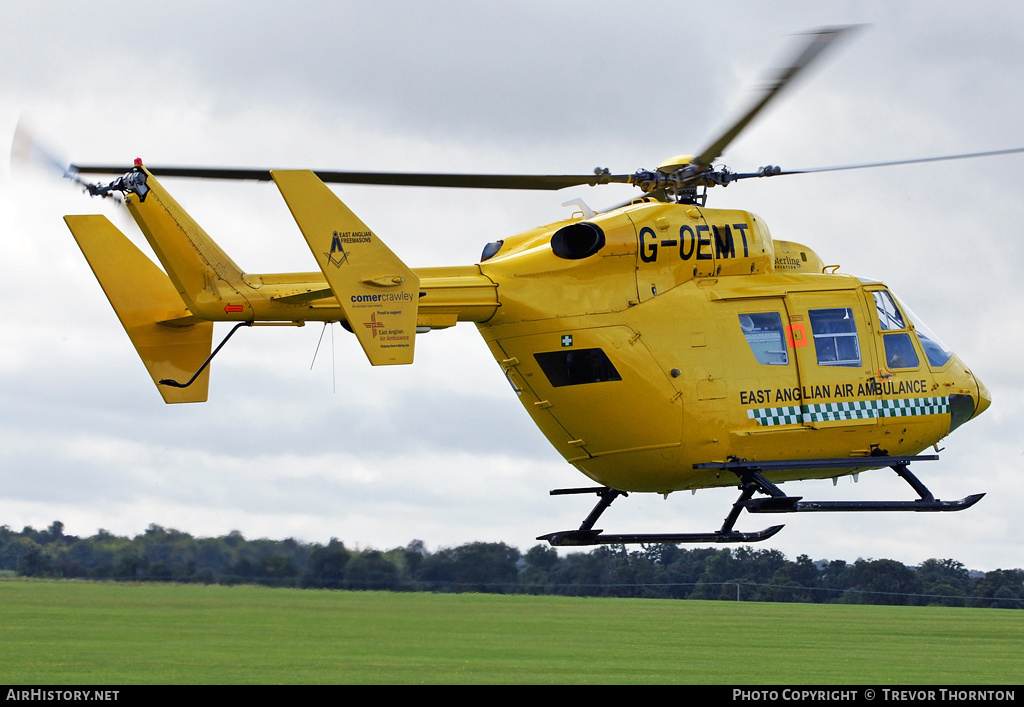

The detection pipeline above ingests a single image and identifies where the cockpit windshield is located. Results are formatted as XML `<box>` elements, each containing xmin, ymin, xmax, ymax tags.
<box><xmin>860</xmin><ymin>278</ymin><xmax>955</xmax><ymax>368</ymax></box>
<box><xmin>895</xmin><ymin>295</ymin><xmax>953</xmax><ymax>368</ymax></box>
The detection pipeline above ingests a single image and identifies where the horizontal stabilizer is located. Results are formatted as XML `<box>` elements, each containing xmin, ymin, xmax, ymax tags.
<box><xmin>64</xmin><ymin>215</ymin><xmax>214</xmax><ymax>403</ymax></box>
<box><xmin>272</xmin><ymin>170</ymin><xmax>419</xmax><ymax>365</ymax></box>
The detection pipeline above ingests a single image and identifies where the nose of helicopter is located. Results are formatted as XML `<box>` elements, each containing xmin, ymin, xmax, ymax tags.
<box><xmin>947</xmin><ymin>368</ymin><xmax>990</xmax><ymax>434</ymax></box>
<box><xmin>972</xmin><ymin>374</ymin><xmax>992</xmax><ymax>420</ymax></box>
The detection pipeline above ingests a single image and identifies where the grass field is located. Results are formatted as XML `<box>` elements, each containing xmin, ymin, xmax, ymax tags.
<box><xmin>1</xmin><ymin>579</ymin><xmax>1022</xmax><ymax>684</ymax></box>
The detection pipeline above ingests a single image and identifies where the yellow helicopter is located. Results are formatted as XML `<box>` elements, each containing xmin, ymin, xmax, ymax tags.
<box><xmin>55</xmin><ymin>27</ymin><xmax>1001</xmax><ymax>546</ymax></box>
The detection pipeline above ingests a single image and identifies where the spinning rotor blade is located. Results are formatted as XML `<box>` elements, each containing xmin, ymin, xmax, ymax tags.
<box><xmin>68</xmin><ymin>164</ymin><xmax>633</xmax><ymax>191</ymax></box>
<box><xmin>688</xmin><ymin>26</ymin><xmax>857</xmax><ymax>172</ymax></box>
<box><xmin>772</xmin><ymin>147</ymin><xmax>1024</xmax><ymax>177</ymax></box>
<box><xmin>63</xmin><ymin>29</ymin><xmax>854</xmax><ymax>196</ymax></box>
<box><xmin>715</xmin><ymin>146</ymin><xmax>1024</xmax><ymax>186</ymax></box>
<box><xmin>10</xmin><ymin>117</ymin><xmax>128</xmax><ymax>203</ymax></box>
<box><xmin>12</xmin><ymin>116</ymin><xmax>80</xmax><ymax>182</ymax></box>
<box><xmin>59</xmin><ymin>27</ymin><xmax>1022</xmax><ymax>203</ymax></box>
<box><xmin>59</xmin><ymin>27</ymin><xmax>858</xmax><ymax>200</ymax></box>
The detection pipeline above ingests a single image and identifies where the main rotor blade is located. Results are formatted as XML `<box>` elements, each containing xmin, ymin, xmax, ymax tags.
<box><xmin>690</xmin><ymin>26</ymin><xmax>857</xmax><ymax>171</ymax></box>
<box><xmin>775</xmin><ymin>147</ymin><xmax>1024</xmax><ymax>176</ymax></box>
<box><xmin>68</xmin><ymin>165</ymin><xmax>632</xmax><ymax>191</ymax></box>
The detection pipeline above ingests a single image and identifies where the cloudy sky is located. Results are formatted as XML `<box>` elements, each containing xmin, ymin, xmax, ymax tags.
<box><xmin>2</xmin><ymin>1</ymin><xmax>1022</xmax><ymax>571</ymax></box>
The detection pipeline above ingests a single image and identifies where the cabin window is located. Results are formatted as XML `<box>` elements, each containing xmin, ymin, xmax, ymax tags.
<box><xmin>883</xmin><ymin>333</ymin><xmax>920</xmax><ymax>369</ymax></box>
<box><xmin>809</xmin><ymin>308</ymin><xmax>861</xmax><ymax>367</ymax></box>
<box><xmin>534</xmin><ymin>348</ymin><xmax>622</xmax><ymax>387</ymax></box>
<box><xmin>738</xmin><ymin>313</ymin><xmax>788</xmax><ymax>365</ymax></box>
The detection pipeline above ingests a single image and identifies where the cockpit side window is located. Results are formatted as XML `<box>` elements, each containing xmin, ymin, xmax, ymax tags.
<box><xmin>882</xmin><ymin>333</ymin><xmax>920</xmax><ymax>369</ymax></box>
<box><xmin>872</xmin><ymin>291</ymin><xmax>906</xmax><ymax>330</ymax></box>
<box><xmin>872</xmin><ymin>290</ymin><xmax>919</xmax><ymax>368</ymax></box>
<box><xmin>739</xmin><ymin>313</ymin><xmax>788</xmax><ymax>365</ymax></box>
<box><xmin>809</xmin><ymin>308</ymin><xmax>861</xmax><ymax>367</ymax></box>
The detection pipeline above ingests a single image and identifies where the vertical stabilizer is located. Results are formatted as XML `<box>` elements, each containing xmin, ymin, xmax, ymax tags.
<box><xmin>272</xmin><ymin>170</ymin><xmax>419</xmax><ymax>365</ymax></box>
<box><xmin>121</xmin><ymin>168</ymin><xmax>254</xmax><ymax>321</ymax></box>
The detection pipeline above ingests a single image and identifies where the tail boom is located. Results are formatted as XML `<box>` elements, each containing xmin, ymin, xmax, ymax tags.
<box><xmin>65</xmin><ymin>167</ymin><xmax>499</xmax><ymax>401</ymax></box>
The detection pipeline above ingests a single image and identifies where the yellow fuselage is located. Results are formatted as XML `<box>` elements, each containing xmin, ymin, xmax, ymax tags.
<box><xmin>71</xmin><ymin>173</ymin><xmax>988</xmax><ymax>493</ymax></box>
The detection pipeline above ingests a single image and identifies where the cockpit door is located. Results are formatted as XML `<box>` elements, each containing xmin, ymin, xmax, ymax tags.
<box><xmin>724</xmin><ymin>297</ymin><xmax>806</xmax><ymax>428</ymax></box>
<box><xmin>864</xmin><ymin>287</ymin><xmax>925</xmax><ymax>375</ymax></box>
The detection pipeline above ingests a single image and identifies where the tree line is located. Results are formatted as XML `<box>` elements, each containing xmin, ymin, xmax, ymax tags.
<box><xmin>2</xmin><ymin>521</ymin><xmax>1022</xmax><ymax>608</ymax></box>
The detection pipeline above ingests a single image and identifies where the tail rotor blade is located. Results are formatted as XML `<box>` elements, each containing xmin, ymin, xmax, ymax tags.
<box><xmin>11</xmin><ymin>115</ymin><xmax>78</xmax><ymax>181</ymax></box>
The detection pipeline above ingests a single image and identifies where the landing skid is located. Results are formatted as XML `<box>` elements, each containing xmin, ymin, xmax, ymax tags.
<box><xmin>538</xmin><ymin>455</ymin><xmax>983</xmax><ymax>547</ymax></box>
<box><xmin>537</xmin><ymin>486</ymin><xmax>785</xmax><ymax>547</ymax></box>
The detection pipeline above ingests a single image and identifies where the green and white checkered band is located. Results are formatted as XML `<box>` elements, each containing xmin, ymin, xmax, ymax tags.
<box><xmin>748</xmin><ymin>397</ymin><xmax>950</xmax><ymax>427</ymax></box>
